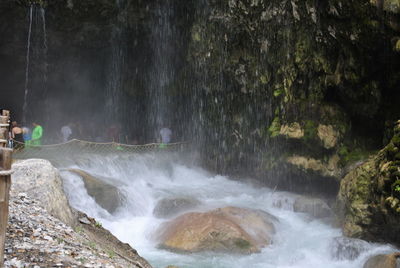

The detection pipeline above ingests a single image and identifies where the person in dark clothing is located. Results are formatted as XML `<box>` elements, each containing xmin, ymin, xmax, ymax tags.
<box><xmin>11</xmin><ymin>121</ymin><xmax>24</xmax><ymax>148</ymax></box>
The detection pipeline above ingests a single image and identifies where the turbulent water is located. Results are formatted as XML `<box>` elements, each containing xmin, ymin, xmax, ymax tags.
<box><xmin>59</xmin><ymin>152</ymin><xmax>396</xmax><ymax>268</ymax></box>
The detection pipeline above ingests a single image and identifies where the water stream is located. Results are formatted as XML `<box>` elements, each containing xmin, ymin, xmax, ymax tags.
<box><xmin>22</xmin><ymin>5</ymin><xmax>33</xmax><ymax>125</ymax></box>
<box><xmin>58</xmin><ymin>152</ymin><xmax>397</xmax><ymax>268</ymax></box>
<box><xmin>22</xmin><ymin>4</ymin><xmax>48</xmax><ymax>124</ymax></box>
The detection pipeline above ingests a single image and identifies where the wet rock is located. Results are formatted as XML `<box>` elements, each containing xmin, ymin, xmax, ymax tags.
<box><xmin>363</xmin><ymin>253</ymin><xmax>400</xmax><ymax>268</ymax></box>
<box><xmin>12</xmin><ymin>159</ymin><xmax>76</xmax><ymax>227</ymax></box>
<box><xmin>317</xmin><ymin>124</ymin><xmax>340</xmax><ymax>149</ymax></box>
<box><xmin>337</xmin><ymin>121</ymin><xmax>400</xmax><ymax>244</ymax></box>
<box><xmin>280</xmin><ymin>122</ymin><xmax>304</xmax><ymax>139</ymax></box>
<box><xmin>156</xmin><ymin>206</ymin><xmax>277</xmax><ymax>254</ymax></box>
<box><xmin>153</xmin><ymin>197</ymin><xmax>201</xmax><ymax>218</ymax></box>
<box><xmin>293</xmin><ymin>196</ymin><xmax>333</xmax><ymax>218</ymax></box>
<box><xmin>330</xmin><ymin>237</ymin><xmax>371</xmax><ymax>261</ymax></box>
<box><xmin>79</xmin><ymin>217</ymin><xmax>92</xmax><ymax>225</ymax></box>
<box><xmin>286</xmin><ymin>154</ymin><xmax>341</xmax><ymax>178</ymax></box>
<box><xmin>68</xmin><ymin>169</ymin><xmax>124</xmax><ymax>214</ymax></box>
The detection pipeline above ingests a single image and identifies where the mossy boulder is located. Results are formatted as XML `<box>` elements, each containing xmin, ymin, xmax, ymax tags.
<box><xmin>337</xmin><ymin>120</ymin><xmax>400</xmax><ymax>245</ymax></box>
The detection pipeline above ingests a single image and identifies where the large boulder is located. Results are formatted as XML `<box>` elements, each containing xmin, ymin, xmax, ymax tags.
<box><xmin>12</xmin><ymin>159</ymin><xmax>76</xmax><ymax>227</ymax></box>
<box><xmin>363</xmin><ymin>253</ymin><xmax>400</xmax><ymax>268</ymax></box>
<box><xmin>68</xmin><ymin>169</ymin><xmax>124</xmax><ymax>214</ymax></box>
<box><xmin>156</xmin><ymin>206</ymin><xmax>277</xmax><ymax>254</ymax></box>
<box><xmin>337</xmin><ymin>120</ymin><xmax>400</xmax><ymax>244</ymax></box>
<box><xmin>153</xmin><ymin>197</ymin><xmax>201</xmax><ymax>218</ymax></box>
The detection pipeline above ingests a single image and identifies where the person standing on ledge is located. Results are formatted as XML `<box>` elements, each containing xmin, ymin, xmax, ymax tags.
<box><xmin>11</xmin><ymin>121</ymin><xmax>24</xmax><ymax>143</ymax></box>
<box><xmin>61</xmin><ymin>123</ymin><xmax>73</xmax><ymax>143</ymax></box>
<box><xmin>160</xmin><ymin>126</ymin><xmax>172</xmax><ymax>144</ymax></box>
<box><xmin>31</xmin><ymin>122</ymin><xmax>43</xmax><ymax>146</ymax></box>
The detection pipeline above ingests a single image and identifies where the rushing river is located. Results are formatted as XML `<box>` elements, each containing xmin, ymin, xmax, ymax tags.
<box><xmin>58</xmin><ymin>152</ymin><xmax>396</xmax><ymax>268</ymax></box>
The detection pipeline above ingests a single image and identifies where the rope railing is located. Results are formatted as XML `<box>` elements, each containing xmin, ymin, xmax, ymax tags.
<box><xmin>12</xmin><ymin>139</ymin><xmax>189</xmax><ymax>161</ymax></box>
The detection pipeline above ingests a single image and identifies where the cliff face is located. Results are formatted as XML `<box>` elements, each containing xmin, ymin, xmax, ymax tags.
<box><xmin>337</xmin><ymin>121</ymin><xmax>400</xmax><ymax>245</ymax></box>
<box><xmin>186</xmin><ymin>0</ymin><xmax>400</xmax><ymax>194</ymax></box>
<box><xmin>1</xmin><ymin>0</ymin><xmax>400</xmax><ymax>193</ymax></box>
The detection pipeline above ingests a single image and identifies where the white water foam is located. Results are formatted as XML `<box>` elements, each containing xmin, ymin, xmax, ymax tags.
<box><xmin>59</xmin><ymin>152</ymin><xmax>397</xmax><ymax>268</ymax></box>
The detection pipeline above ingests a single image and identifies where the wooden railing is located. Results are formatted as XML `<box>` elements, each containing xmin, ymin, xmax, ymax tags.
<box><xmin>0</xmin><ymin>110</ymin><xmax>12</xmax><ymax>267</ymax></box>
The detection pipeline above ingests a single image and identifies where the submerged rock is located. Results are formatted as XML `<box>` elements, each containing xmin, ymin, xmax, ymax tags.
<box><xmin>363</xmin><ymin>253</ymin><xmax>400</xmax><ymax>268</ymax></box>
<box><xmin>293</xmin><ymin>196</ymin><xmax>333</xmax><ymax>218</ymax></box>
<box><xmin>68</xmin><ymin>169</ymin><xmax>124</xmax><ymax>214</ymax></box>
<box><xmin>156</xmin><ymin>206</ymin><xmax>277</xmax><ymax>254</ymax></box>
<box><xmin>330</xmin><ymin>237</ymin><xmax>371</xmax><ymax>261</ymax></box>
<box><xmin>153</xmin><ymin>197</ymin><xmax>201</xmax><ymax>218</ymax></box>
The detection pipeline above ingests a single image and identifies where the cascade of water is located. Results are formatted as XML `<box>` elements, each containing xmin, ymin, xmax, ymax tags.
<box><xmin>22</xmin><ymin>5</ymin><xmax>33</xmax><ymax>125</ymax></box>
<box><xmin>58</xmin><ymin>153</ymin><xmax>398</xmax><ymax>268</ymax></box>
<box><xmin>147</xmin><ymin>0</ymin><xmax>176</xmax><ymax>141</ymax></box>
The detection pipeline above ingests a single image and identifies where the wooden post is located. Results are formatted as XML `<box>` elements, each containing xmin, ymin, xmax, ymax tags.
<box><xmin>0</xmin><ymin>110</ymin><xmax>11</xmax><ymax>267</ymax></box>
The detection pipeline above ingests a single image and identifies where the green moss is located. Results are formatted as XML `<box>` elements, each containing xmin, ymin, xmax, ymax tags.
<box><xmin>395</xmin><ymin>40</ymin><xmax>400</xmax><ymax>52</ymax></box>
<box><xmin>303</xmin><ymin>120</ymin><xmax>317</xmax><ymax>141</ymax></box>
<box><xmin>234</xmin><ymin>238</ymin><xmax>251</xmax><ymax>249</ymax></box>
<box><xmin>268</xmin><ymin>117</ymin><xmax>281</xmax><ymax>138</ymax></box>
<box><xmin>339</xmin><ymin>146</ymin><xmax>374</xmax><ymax>166</ymax></box>
<box><xmin>192</xmin><ymin>31</ymin><xmax>201</xmax><ymax>42</ymax></box>
<box><xmin>260</xmin><ymin>74</ymin><xmax>270</xmax><ymax>85</ymax></box>
<box><xmin>273</xmin><ymin>89</ymin><xmax>284</xmax><ymax>97</ymax></box>
<box><xmin>392</xmin><ymin>135</ymin><xmax>400</xmax><ymax>147</ymax></box>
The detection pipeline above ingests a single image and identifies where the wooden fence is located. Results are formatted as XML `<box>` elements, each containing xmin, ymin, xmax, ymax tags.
<box><xmin>0</xmin><ymin>110</ymin><xmax>12</xmax><ymax>267</ymax></box>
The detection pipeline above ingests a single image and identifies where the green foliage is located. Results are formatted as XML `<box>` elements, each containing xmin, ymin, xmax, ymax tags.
<box><xmin>87</xmin><ymin>241</ymin><xmax>97</xmax><ymax>249</ymax></box>
<box><xmin>395</xmin><ymin>185</ymin><xmax>400</xmax><ymax>192</ymax></box>
<box><xmin>107</xmin><ymin>250</ymin><xmax>116</xmax><ymax>259</ymax></box>
<box><xmin>74</xmin><ymin>226</ymin><xmax>83</xmax><ymax>234</ymax></box>
<box><xmin>95</xmin><ymin>221</ymin><xmax>102</xmax><ymax>228</ymax></box>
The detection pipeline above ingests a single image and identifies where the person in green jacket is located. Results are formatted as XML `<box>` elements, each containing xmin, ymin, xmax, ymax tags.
<box><xmin>31</xmin><ymin>122</ymin><xmax>43</xmax><ymax>146</ymax></box>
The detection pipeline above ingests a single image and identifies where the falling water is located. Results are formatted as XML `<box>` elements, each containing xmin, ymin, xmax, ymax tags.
<box><xmin>22</xmin><ymin>4</ymin><xmax>48</xmax><ymax>124</ymax></box>
<box><xmin>22</xmin><ymin>5</ymin><xmax>33</xmax><ymax>125</ymax></box>
<box><xmin>40</xmin><ymin>7</ymin><xmax>48</xmax><ymax>91</ymax></box>
<box><xmin>148</xmin><ymin>0</ymin><xmax>176</xmax><ymax>140</ymax></box>
<box><xmin>105</xmin><ymin>0</ymin><xmax>127</xmax><ymax>129</ymax></box>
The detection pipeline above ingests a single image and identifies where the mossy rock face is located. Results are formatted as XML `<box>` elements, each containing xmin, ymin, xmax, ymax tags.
<box><xmin>337</xmin><ymin>120</ymin><xmax>400</xmax><ymax>245</ymax></box>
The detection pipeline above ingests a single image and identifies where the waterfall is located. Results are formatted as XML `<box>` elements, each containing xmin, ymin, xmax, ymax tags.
<box><xmin>104</xmin><ymin>0</ymin><xmax>127</xmax><ymax>134</ymax></box>
<box><xmin>147</xmin><ymin>0</ymin><xmax>176</xmax><ymax>141</ymax></box>
<box><xmin>22</xmin><ymin>4</ymin><xmax>48</xmax><ymax>125</ymax></box>
<box><xmin>41</xmin><ymin>7</ymin><xmax>48</xmax><ymax>91</ymax></box>
<box><xmin>22</xmin><ymin>5</ymin><xmax>33</xmax><ymax>125</ymax></box>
